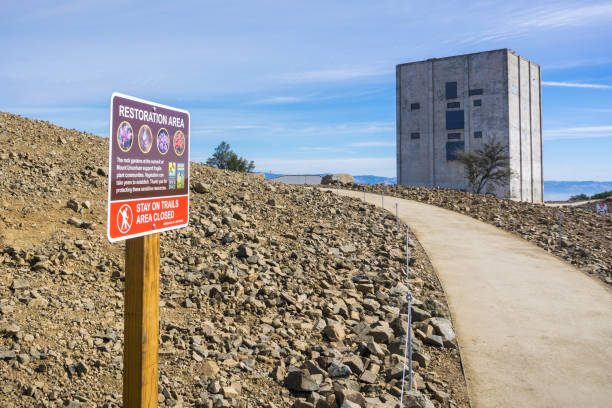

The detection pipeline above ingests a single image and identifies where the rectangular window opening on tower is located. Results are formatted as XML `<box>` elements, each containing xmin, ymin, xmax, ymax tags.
<box><xmin>446</xmin><ymin>110</ymin><xmax>464</xmax><ymax>130</ymax></box>
<box><xmin>410</xmin><ymin>132</ymin><xmax>420</xmax><ymax>139</ymax></box>
<box><xmin>469</xmin><ymin>89</ymin><xmax>483</xmax><ymax>96</ymax></box>
<box><xmin>447</xmin><ymin>102</ymin><xmax>460</xmax><ymax>109</ymax></box>
<box><xmin>410</xmin><ymin>103</ymin><xmax>420</xmax><ymax>111</ymax></box>
<box><xmin>473</xmin><ymin>99</ymin><xmax>482</xmax><ymax>107</ymax></box>
<box><xmin>445</xmin><ymin>82</ymin><xmax>458</xmax><ymax>99</ymax></box>
<box><xmin>446</xmin><ymin>141</ymin><xmax>464</xmax><ymax>160</ymax></box>
<box><xmin>474</xmin><ymin>131</ymin><xmax>482</xmax><ymax>138</ymax></box>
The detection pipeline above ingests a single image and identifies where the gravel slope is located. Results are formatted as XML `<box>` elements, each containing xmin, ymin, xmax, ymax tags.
<box><xmin>0</xmin><ymin>112</ymin><xmax>468</xmax><ymax>408</ymax></box>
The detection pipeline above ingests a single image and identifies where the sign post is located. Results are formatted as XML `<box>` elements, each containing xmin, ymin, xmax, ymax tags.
<box><xmin>124</xmin><ymin>234</ymin><xmax>160</xmax><ymax>407</ymax></box>
<box><xmin>107</xmin><ymin>93</ymin><xmax>190</xmax><ymax>407</ymax></box>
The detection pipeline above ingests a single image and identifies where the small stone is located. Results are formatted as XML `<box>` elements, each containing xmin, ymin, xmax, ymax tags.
<box><xmin>271</xmin><ymin>361</ymin><xmax>286</xmax><ymax>382</ymax></box>
<box><xmin>424</xmin><ymin>334</ymin><xmax>444</xmax><ymax>348</ymax></box>
<box><xmin>222</xmin><ymin>385</ymin><xmax>239</xmax><ymax>399</ymax></box>
<box><xmin>342</xmin><ymin>355</ymin><xmax>364</xmax><ymax>375</ymax></box>
<box><xmin>328</xmin><ymin>361</ymin><xmax>352</xmax><ymax>378</ymax></box>
<box><xmin>428</xmin><ymin>317</ymin><xmax>456</xmax><ymax>344</ymax></box>
<box><xmin>359</xmin><ymin>371</ymin><xmax>377</xmax><ymax>384</ymax></box>
<box><xmin>323</xmin><ymin>324</ymin><xmax>345</xmax><ymax>342</ymax></box>
<box><xmin>208</xmin><ymin>380</ymin><xmax>222</xmax><ymax>394</ymax></box>
<box><xmin>202</xmin><ymin>360</ymin><xmax>219</xmax><ymax>377</ymax></box>
<box><xmin>369</xmin><ymin>325</ymin><xmax>394</xmax><ymax>344</ymax></box>
<box><xmin>432</xmin><ymin>388</ymin><xmax>449</xmax><ymax>403</ymax></box>
<box><xmin>18</xmin><ymin>353</ymin><xmax>30</xmax><ymax>364</ymax></box>
<box><xmin>75</xmin><ymin>361</ymin><xmax>88</xmax><ymax>375</ymax></box>
<box><xmin>193</xmin><ymin>182</ymin><xmax>209</xmax><ymax>194</ymax></box>
<box><xmin>285</xmin><ymin>368</ymin><xmax>319</xmax><ymax>392</ymax></box>
<box><xmin>10</xmin><ymin>279</ymin><xmax>29</xmax><ymax>290</ymax></box>
<box><xmin>0</xmin><ymin>350</ymin><xmax>16</xmax><ymax>360</ymax></box>
<box><xmin>334</xmin><ymin>388</ymin><xmax>366</xmax><ymax>407</ymax></box>
<box><xmin>237</xmin><ymin>245</ymin><xmax>253</xmax><ymax>258</ymax></box>
<box><xmin>67</xmin><ymin>199</ymin><xmax>80</xmax><ymax>212</ymax></box>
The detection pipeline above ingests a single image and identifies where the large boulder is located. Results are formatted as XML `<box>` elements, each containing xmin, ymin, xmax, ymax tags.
<box><xmin>321</xmin><ymin>173</ymin><xmax>355</xmax><ymax>185</ymax></box>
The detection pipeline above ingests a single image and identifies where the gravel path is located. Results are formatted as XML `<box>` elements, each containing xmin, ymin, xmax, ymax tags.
<box><xmin>330</xmin><ymin>189</ymin><xmax>612</xmax><ymax>408</ymax></box>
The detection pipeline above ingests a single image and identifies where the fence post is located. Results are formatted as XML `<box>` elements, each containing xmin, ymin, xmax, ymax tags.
<box><xmin>124</xmin><ymin>234</ymin><xmax>160</xmax><ymax>408</ymax></box>
<box><xmin>382</xmin><ymin>191</ymin><xmax>384</xmax><ymax>209</ymax></box>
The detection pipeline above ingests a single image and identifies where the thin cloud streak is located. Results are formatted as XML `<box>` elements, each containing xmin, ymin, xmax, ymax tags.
<box><xmin>544</xmin><ymin>57</ymin><xmax>612</xmax><ymax>70</ymax></box>
<box><xmin>544</xmin><ymin>125</ymin><xmax>612</xmax><ymax>139</ymax></box>
<box><xmin>516</xmin><ymin>3</ymin><xmax>612</xmax><ymax>29</ymax></box>
<box><xmin>349</xmin><ymin>141</ymin><xmax>395</xmax><ymax>147</ymax></box>
<box><xmin>458</xmin><ymin>2</ymin><xmax>612</xmax><ymax>44</ymax></box>
<box><xmin>543</xmin><ymin>81</ymin><xmax>612</xmax><ymax>89</ymax></box>
<box><xmin>280</xmin><ymin>67</ymin><xmax>392</xmax><ymax>83</ymax></box>
<box><xmin>248</xmin><ymin>96</ymin><xmax>305</xmax><ymax>105</ymax></box>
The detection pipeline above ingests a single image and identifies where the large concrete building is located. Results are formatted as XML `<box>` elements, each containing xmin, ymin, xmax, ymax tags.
<box><xmin>396</xmin><ymin>49</ymin><xmax>543</xmax><ymax>202</ymax></box>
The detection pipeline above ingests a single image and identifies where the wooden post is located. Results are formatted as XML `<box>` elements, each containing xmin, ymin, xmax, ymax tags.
<box><xmin>124</xmin><ymin>234</ymin><xmax>160</xmax><ymax>408</ymax></box>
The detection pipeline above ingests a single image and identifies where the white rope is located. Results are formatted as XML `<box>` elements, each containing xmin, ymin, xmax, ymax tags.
<box><xmin>399</xmin><ymin>225</ymin><xmax>413</xmax><ymax>406</ymax></box>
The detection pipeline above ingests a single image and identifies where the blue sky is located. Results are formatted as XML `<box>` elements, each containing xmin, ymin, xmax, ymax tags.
<box><xmin>2</xmin><ymin>0</ymin><xmax>611</xmax><ymax>179</ymax></box>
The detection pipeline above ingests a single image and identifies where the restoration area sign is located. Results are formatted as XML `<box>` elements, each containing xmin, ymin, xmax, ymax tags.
<box><xmin>107</xmin><ymin>93</ymin><xmax>190</xmax><ymax>242</ymax></box>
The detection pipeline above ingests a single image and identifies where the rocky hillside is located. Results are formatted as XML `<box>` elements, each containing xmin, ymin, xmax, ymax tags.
<box><xmin>340</xmin><ymin>183</ymin><xmax>612</xmax><ymax>286</ymax></box>
<box><xmin>0</xmin><ymin>112</ymin><xmax>468</xmax><ymax>408</ymax></box>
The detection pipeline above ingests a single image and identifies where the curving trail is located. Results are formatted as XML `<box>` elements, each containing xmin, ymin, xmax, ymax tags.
<box><xmin>330</xmin><ymin>189</ymin><xmax>612</xmax><ymax>408</ymax></box>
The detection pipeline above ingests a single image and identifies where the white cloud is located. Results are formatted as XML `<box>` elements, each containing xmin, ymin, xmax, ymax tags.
<box><xmin>515</xmin><ymin>3</ymin><xmax>612</xmax><ymax>30</ymax></box>
<box><xmin>544</xmin><ymin>57</ymin><xmax>612</xmax><ymax>70</ymax></box>
<box><xmin>280</xmin><ymin>67</ymin><xmax>391</xmax><ymax>83</ymax></box>
<box><xmin>542</xmin><ymin>81</ymin><xmax>612</xmax><ymax>89</ymax></box>
<box><xmin>296</xmin><ymin>146</ymin><xmax>355</xmax><ymax>154</ymax></box>
<box><xmin>291</xmin><ymin>122</ymin><xmax>394</xmax><ymax>135</ymax></box>
<box><xmin>253</xmin><ymin>157</ymin><xmax>395</xmax><ymax>177</ymax></box>
<box><xmin>349</xmin><ymin>141</ymin><xmax>395</xmax><ymax>147</ymax></box>
<box><xmin>459</xmin><ymin>3</ymin><xmax>612</xmax><ymax>44</ymax></box>
<box><xmin>248</xmin><ymin>96</ymin><xmax>305</xmax><ymax>105</ymax></box>
<box><xmin>544</xmin><ymin>125</ymin><xmax>612</xmax><ymax>139</ymax></box>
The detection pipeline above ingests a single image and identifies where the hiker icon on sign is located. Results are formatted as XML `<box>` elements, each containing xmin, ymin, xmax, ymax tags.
<box><xmin>117</xmin><ymin>204</ymin><xmax>133</xmax><ymax>233</ymax></box>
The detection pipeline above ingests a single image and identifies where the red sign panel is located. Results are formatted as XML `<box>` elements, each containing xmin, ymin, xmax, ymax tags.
<box><xmin>107</xmin><ymin>93</ymin><xmax>190</xmax><ymax>242</ymax></box>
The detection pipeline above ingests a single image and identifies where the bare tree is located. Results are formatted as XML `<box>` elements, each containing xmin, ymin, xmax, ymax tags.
<box><xmin>458</xmin><ymin>139</ymin><xmax>512</xmax><ymax>194</ymax></box>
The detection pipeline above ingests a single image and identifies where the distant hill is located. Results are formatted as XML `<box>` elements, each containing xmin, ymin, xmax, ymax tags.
<box><xmin>264</xmin><ymin>172</ymin><xmax>397</xmax><ymax>185</ymax></box>
<box><xmin>544</xmin><ymin>181</ymin><xmax>612</xmax><ymax>201</ymax></box>
<box><xmin>263</xmin><ymin>173</ymin><xmax>610</xmax><ymax>201</ymax></box>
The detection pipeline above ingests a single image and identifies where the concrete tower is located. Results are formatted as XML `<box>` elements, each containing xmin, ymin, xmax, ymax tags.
<box><xmin>396</xmin><ymin>49</ymin><xmax>543</xmax><ymax>202</ymax></box>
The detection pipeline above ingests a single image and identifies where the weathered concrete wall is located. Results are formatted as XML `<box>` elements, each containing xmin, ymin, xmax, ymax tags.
<box><xmin>397</xmin><ymin>48</ymin><xmax>542</xmax><ymax>202</ymax></box>
<box><xmin>431</xmin><ymin>56</ymin><xmax>467</xmax><ymax>189</ymax></box>
<box><xmin>470</xmin><ymin>50</ymin><xmax>510</xmax><ymax>197</ymax></box>
<box><xmin>397</xmin><ymin>59</ymin><xmax>432</xmax><ymax>186</ymax></box>
<box><xmin>530</xmin><ymin>63</ymin><xmax>543</xmax><ymax>202</ymax></box>
<box><xmin>507</xmin><ymin>52</ymin><xmax>522</xmax><ymax>199</ymax></box>
<box><xmin>507</xmin><ymin>50</ymin><xmax>543</xmax><ymax>202</ymax></box>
